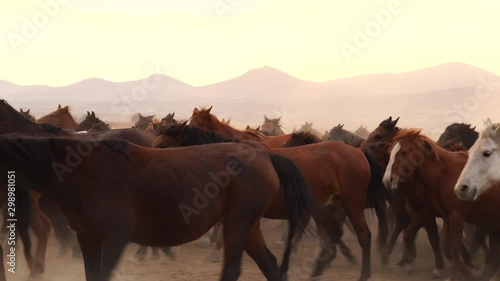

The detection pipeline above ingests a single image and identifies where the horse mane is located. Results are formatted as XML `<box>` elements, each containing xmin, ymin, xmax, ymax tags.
<box><xmin>42</xmin><ymin>123</ymin><xmax>65</xmax><ymax>135</ymax></box>
<box><xmin>243</xmin><ymin>129</ymin><xmax>266</xmax><ymax>139</ymax></box>
<box><xmin>392</xmin><ymin>129</ymin><xmax>468</xmax><ymax>161</ymax></box>
<box><xmin>290</xmin><ymin>131</ymin><xmax>322</xmax><ymax>144</ymax></box>
<box><xmin>481</xmin><ymin>122</ymin><xmax>500</xmax><ymax>140</ymax></box>
<box><xmin>159</xmin><ymin>122</ymin><xmax>240</xmax><ymax>146</ymax></box>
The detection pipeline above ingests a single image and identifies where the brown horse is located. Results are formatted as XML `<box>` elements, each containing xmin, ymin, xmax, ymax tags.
<box><xmin>283</xmin><ymin>131</ymin><xmax>389</xmax><ymax>246</ymax></box>
<box><xmin>0</xmin><ymin>135</ymin><xmax>317</xmax><ymax>281</ymax></box>
<box><xmin>37</xmin><ymin>104</ymin><xmax>79</xmax><ymax>130</ymax></box>
<box><xmin>360</xmin><ymin>117</ymin><xmax>451</xmax><ymax>277</ymax></box>
<box><xmin>0</xmin><ymin>99</ymin><xmax>164</xmax><ymax>275</ymax></box>
<box><xmin>133</xmin><ymin>113</ymin><xmax>155</xmax><ymax>130</ymax></box>
<box><xmin>189</xmin><ymin>107</ymin><xmax>292</xmax><ymax>147</ymax></box>
<box><xmin>154</xmin><ymin>123</ymin><xmax>376</xmax><ymax>281</ymax></box>
<box><xmin>19</xmin><ymin>108</ymin><xmax>36</xmax><ymax>121</ymax></box>
<box><xmin>383</xmin><ymin>128</ymin><xmax>500</xmax><ymax>280</ymax></box>
<box><xmin>75</xmin><ymin>111</ymin><xmax>110</xmax><ymax>132</ymax></box>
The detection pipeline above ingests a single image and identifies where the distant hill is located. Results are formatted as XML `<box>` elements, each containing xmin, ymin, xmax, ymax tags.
<box><xmin>1</xmin><ymin>62</ymin><xmax>498</xmax><ymax>138</ymax></box>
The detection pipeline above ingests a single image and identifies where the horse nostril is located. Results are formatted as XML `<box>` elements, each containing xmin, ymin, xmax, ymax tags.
<box><xmin>460</xmin><ymin>185</ymin><xmax>469</xmax><ymax>193</ymax></box>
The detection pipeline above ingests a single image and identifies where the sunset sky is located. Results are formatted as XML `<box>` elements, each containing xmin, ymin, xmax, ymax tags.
<box><xmin>1</xmin><ymin>0</ymin><xmax>499</xmax><ymax>86</ymax></box>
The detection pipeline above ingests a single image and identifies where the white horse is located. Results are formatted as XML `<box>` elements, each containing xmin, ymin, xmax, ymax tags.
<box><xmin>455</xmin><ymin>118</ymin><xmax>500</xmax><ymax>200</ymax></box>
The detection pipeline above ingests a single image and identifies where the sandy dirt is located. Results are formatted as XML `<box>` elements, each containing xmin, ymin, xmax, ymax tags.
<box><xmin>5</xmin><ymin>218</ymin><xmax>484</xmax><ymax>281</ymax></box>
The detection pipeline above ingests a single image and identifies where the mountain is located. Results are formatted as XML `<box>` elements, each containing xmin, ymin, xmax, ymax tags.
<box><xmin>1</xmin><ymin>62</ymin><xmax>498</xmax><ymax>135</ymax></box>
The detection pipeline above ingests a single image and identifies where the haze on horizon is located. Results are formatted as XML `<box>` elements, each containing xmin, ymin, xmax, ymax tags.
<box><xmin>1</xmin><ymin>0</ymin><xmax>500</xmax><ymax>87</ymax></box>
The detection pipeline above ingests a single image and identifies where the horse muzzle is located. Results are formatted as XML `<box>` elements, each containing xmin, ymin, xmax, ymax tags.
<box><xmin>454</xmin><ymin>184</ymin><xmax>478</xmax><ymax>201</ymax></box>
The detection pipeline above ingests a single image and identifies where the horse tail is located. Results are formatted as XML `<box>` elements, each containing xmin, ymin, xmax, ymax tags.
<box><xmin>362</xmin><ymin>149</ymin><xmax>389</xmax><ymax>250</ymax></box>
<box><xmin>269</xmin><ymin>154</ymin><xmax>318</xmax><ymax>279</ymax></box>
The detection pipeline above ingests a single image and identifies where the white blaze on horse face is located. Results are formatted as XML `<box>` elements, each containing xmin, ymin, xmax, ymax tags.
<box><xmin>383</xmin><ymin>142</ymin><xmax>400</xmax><ymax>191</ymax></box>
<box><xmin>455</xmin><ymin>137</ymin><xmax>500</xmax><ymax>200</ymax></box>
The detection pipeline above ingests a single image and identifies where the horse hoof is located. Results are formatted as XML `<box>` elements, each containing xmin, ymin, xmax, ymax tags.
<box><xmin>208</xmin><ymin>253</ymin><xmax>222</xmax><ymax>263</ymax></box>
<box><xmin>431</xmin><ymin>269</ymin><xmax>442</xmax><ymax>279</ymax></box>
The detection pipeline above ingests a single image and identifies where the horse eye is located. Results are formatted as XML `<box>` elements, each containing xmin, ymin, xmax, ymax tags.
<box><xmin>483</xmin><ymin>151</ymin><xmax>492</xmax><ymax>157</ymax></box>
<box><xmin>401</xmin><ymin>151</ymin><xmax>408</xmax><ymax>156</ymax></box>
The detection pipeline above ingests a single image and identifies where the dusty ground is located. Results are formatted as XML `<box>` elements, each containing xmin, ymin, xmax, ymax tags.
<box><xmin>5</xmin><ymin>218</ymin><xmax>485</xmax><ymax>281</ymax></box>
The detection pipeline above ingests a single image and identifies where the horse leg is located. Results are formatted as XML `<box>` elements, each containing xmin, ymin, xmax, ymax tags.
<box><xmin>244</xmin><ymin>222</ymin><xmax>280</xmax><ymax>281</ymax></box>
<box><xmin>50</xmin><ymin>209</ymin><xmax>81</xmax><ymax>259</ymax></box>
<box><xmin>134</xmin><ymin>245</ymin><xmax>147</xmax><ymax>261</ymax></box>
<box><xmin>382</xmin><ymin>198</ymin><xmax>410</xmax><ymax>264</ymax></box>
<box><xmin>17</xmin><ymin>217</ymin><xmax>35</xmax><ymax>275</ymax></box>
<box><xmin>424</xmin><ymin>218</ymin><xmax>445</xmax><ymax>279</ymax></box>
<box><xmin>448</xmin><ymin>213</ymin><xmax>468</xmax><ymax>281</ymax></box>
<box><xmin>152</xmin><ymin>247</ymin><xmax>160</xmax><ymax>260</ymax></box>
<box><xmin>220</xmin><ymin>211</ymin><xmax>260</xmax><ymax>281</ymax></box>
<box><xmin>160</xmin><ymin>247</ymin><xmax>176</xmax><ymax>260</ymax></box>
<box><xmin>30</xmin><ymin>198</ymin><xmax>51</xmax><ymax>275</ymax></box>
<box><xmin>374</xmin><ymin>197</ymin><xmax>388</xmax><ymax>254</ymax></box>
<box><xmin>209</xmin><ymin>223</ymin><xmax>224</xmax><ymax>262</ymax></box>
<box><xmin>0</xmin><ymin>245</ymin><xmax>5</xmax><ymax>281</ymax></box>
<box><xmin>342</xmin><ymin>202</ymin><xmax>371</xmax><ymax>281</ymax></box>
<box><xmin>396</xmin><ymin>211</ymin><xmax>428</xmax><ymax>273</ymax></box>
<box><xmin>311</xmin><ymin>227</ymin><xmax>339</xmax><ymax>279</ymax></box>
<box><xmin>76</xmin><ymin>232</ymin><xmax>102</xmax><ymax>281</ymax></box>
<box><xmin>98</xmin><ymin>236</ymin><xmax>128</xmax><ymax>281</ymax></box>
<box><xmin>471</xmin><ymin>226</ymin><xmax>488</xmax><ymax>256</ymax></box>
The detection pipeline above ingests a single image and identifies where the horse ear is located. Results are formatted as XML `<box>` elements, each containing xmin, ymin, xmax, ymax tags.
<box><xmin>87</xmin><ymin>111</ymin><xmax>90</xmax><ymax>116</ymax></box>
<box><xmin>138</xmin><ymin>113</ymin><xmax>144</xmax><ymax>119</ymax></box>
<box><xmin>227</xmin><ymin>118</ymin><xmax>231</xmax><ymax>124</ymax></box>
<box><xmin>193</xmin><ymin>107</ymin><xmax>199</xmax><ymax>114</ymax></box>
<box><xmin>58</xmin><ymin>104</ymin><xmax>62</xmax><ymax>109</ymax></box>
<box><xmin>206</xmin><ymin>106</ymin><xmax>213</xmax><ymax>113</ymax></box>
<box><xmin>340</xmin><ymin>124</ymin><xmax>344</xmax><ymax>129</ymax></box>
<box><xmin>391</xmin><ymin>117</ymin><xmax>400</xmax><ymax>127</ymax></box>
<box><xmin>91</xmin><ymin>111</ymin><xmax>95</xmax><ymax>117</ymax></box>
<box><xmin>26</xmin><ymin>109</ymin><xmax>30</xmax><ymax>114</ymax></box>
<box><xmin>257</xmin><ymin>125</ymin><xmax>260</xmax><ymax>130</ymax></box>
<box><xmin>276</xmin><ymin>117</ymin><xmax>281</xmax><ymax>123</ymax></box>
<box><xmin>246</xmin><ymin>125</ymin><xmax>250</xmax><ymax>129</ymax></box>
<box><xmin>264</xmin><ymin>115</ymin><xmax>270</xmax><ymax>122</ymax></box>
<box><xmin>485</xmin><ymin>118</ymin><xmax>493</xmax><ymax>128</ymax></box>
<box><xmin>423</xmin><ymin>139</ymin><xmax>433</xmax><ymax>153</ymax></box>
<box><xmin>151</xmin><ymin>122</ymin><xmax>157</xmax><ymax>130</ymax></box>
<box><xmin>147</xmin><ymin>115</ymin><xmax>154</xmax><ymax>120</ymax></box>
<box><xmin>62</xmin><ymin>106</ymin><xmax>69</xmax><ymax>113</ymax></box>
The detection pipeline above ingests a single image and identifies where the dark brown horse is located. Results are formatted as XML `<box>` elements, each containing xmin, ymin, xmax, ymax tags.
<box><xmin>0</xmin><ymin>135</ymin><xmax>317</xmax><ymax>281</ymax></box>
<box><xmin>19</xmin><ymin>108</ymin><xmax>35</xmax><ymax>121</ymax></box>
<box><xmin>75</xmin><ymin>111</ymin><xmax>110</xmax><ymax>132</ymax></box>
<box><xmin>0</xmin><ymin>99</ymin><xmax>161</xmax><ymax>275</ymax></box>
<box><xmin>154</xmin><ymin>123</ymin><xmax>376</xmax><ymax>281</ymax></box>
<box><xmin>189</xmin><ymin>107</ymin><xmax>293</xmax><ymax>147</ymax></box>
<box><xmin>37</xmin><ymin>104</ymin><xmax>79</xmax><ymax>130</ymax></box>
<box><xmin>283</xmin><ymin>131</ymin><xmax>389</xmax><ymax>254</ymax></box>
<box><xmin>383</xmin><ymin>128</ymin><xmax>500</xmax><ymax>280</ymax></box>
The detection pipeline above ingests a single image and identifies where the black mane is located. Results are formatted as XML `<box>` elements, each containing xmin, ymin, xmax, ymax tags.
<box><xmin>158</xmin><ymin>123</ymin><xmax>239</xmax><ymax>145</ymax></box>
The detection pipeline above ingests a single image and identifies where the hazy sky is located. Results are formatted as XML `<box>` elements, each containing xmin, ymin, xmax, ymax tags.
<box><xmin>1</xmin><ymin>0</ymin><xmax>499</xmax><ymax>86</ymax></box>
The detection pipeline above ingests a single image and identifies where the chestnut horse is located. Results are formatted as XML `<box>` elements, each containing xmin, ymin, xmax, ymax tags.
<box><xmin>189</xmin><ymin>107</ymin><xmax>293</xmax><ymax>147</ymax></box>
<box><xmin>383</xmin><ymin>128</ymin><xmax>500</xmax><ymax>280</ymax></box>
<box><xmin>361</xmin><ymin>117</ymin><xmax>478</xmax><ymax>278</ymax></box>
<box><xmin>0</xmin><ymin>135</ymin><xmax>317</xmax><ymax>281</ymax></box>
<box><xmin>154</xmin><ymin>123</ymin><xmax>376</xmax><ymax>281</ymax></box>
<box><xmin>37</xmin><ymin>104</ymin><xmax>79</xmax><ymax>130</ymax></box>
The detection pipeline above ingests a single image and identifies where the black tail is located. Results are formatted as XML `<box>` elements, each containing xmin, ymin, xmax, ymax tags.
<box><xmin>269</xmin><ymin>154</ymin><xmax>318</xmax><ymax>279</ymax></box>
<box><xmin>362</xmin><ymin>149</ymin><xmax>389</xmax><ymax>250</ymax></box>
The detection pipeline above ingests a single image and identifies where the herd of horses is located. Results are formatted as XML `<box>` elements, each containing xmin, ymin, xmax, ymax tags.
<box><xmin>1</xmin><ymin>100</ymin><xmax>500</xmax><ymax>281</ymax></box>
